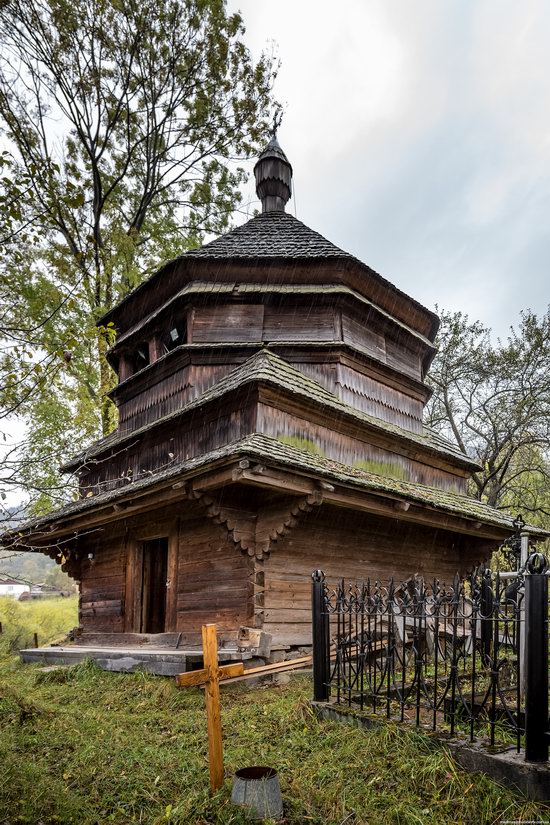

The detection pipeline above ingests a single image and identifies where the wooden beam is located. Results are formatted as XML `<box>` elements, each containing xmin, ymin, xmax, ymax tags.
<box><xmin>202</xmin><ymin>624</ymin><xmax>224</xmax><ymax>793</ymax></box>
<box><xmin>191</xmin><ymin>468</ymin><xmax>237</xmax><ymax>493</ymax></box>
<box><xmin>176</xmin><ymin>662</ymin><xmax>244</xmax><ymax>688</ymax></box>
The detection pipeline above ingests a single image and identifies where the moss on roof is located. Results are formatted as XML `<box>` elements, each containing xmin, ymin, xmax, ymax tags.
<box><xmin>64</xmin><ymin>349</ymin><xmax>477</xmax><ymax>472</ymax></box>
<box><xmin>7</xmin><ymin>432</ymin><xmax>546</xmax><ymax>542</ymax></box>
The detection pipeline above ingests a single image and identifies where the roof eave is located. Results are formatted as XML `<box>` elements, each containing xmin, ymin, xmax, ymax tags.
<box><xmin>5</xmin><ymin>447</ymin><xmax>545</xmax><ymax>550</ymax></box>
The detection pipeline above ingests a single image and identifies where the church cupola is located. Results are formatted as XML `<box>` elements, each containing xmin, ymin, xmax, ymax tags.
<box><xmin>253</xmin><ymin>134</ymin><xmax>292</xmax><ymax>213</ymax></box>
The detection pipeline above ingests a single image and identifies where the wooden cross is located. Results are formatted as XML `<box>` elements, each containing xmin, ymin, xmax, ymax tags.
<box><xmin>176</xmin><ymin>624</ymin><xmax>244</xmax><ymax>792</ymax></box>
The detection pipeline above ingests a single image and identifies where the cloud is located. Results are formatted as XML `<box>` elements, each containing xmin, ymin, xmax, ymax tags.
<box><xmin>230</xmin><ymin>0</ymin><xmax>550</xmax><ymax>336</ymax></box>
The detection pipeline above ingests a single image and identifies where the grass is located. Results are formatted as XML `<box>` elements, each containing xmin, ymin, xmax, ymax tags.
<box><xmin>1</xmin><ymin>600</ymin><xmax>549</xmax><ymax>824</ymax></box>
<box><xmin>1</xmin><ymin>658</ymin><xmax>550</xmax><ymax>825</ymax></box>
<box><xmin>0</xmin><ymin>595</ymin><xmax>78</xmax><ymax>652</ymax></box>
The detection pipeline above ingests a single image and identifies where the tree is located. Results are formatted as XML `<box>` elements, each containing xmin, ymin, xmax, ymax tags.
<box><xmin>426</xmin><ymin>308</ymin><xmax>550</xmax><ymax>525</ymax></box>
<box><xmin>0</xmin><ymin>0</ymin><xmax>279</xmax><ymax>515</ymax></box>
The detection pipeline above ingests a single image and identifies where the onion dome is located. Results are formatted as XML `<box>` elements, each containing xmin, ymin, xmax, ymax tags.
<box><xmin>253</xmin><ymin>135</ymin><xmax>293</xmax><ymax>213</ymax></box>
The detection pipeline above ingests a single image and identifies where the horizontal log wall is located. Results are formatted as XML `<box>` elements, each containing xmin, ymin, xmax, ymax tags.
<box><xmin>263</xmin><ymin>305</ymin><xmax>336</xmax><ymax>342</ymax></box>
<box><xmin>256</xmin><ymin>403</ymin><xmax>467</xmax><ymax>492</ymax></box>
<box><xmin>341</xmin><ymin>312</ymin><xmax>422</xmax><ymax>381</ymax></box>
<box><xmin>79</xmin><ymin>532</ymin><xmax>126</xmax><ymax>632</ymax></box>
<box><xmin>177</xmin><ymin>516</ymin><xmax>253</xmax><ymax>634</ymax></box>
<box><xmin>76</xmin><ymin>502</ymin><xmax>253</xmax><ymax>639</ymax></box>
<box><xmin>192</xmin><ymin>305</ymin><xmax>264</xmax><ymax>343</ymax></box>
<box><xmin>261</xmin><ymin>506</ymin><xmax>494</xmax><ymax>646</ymax></box>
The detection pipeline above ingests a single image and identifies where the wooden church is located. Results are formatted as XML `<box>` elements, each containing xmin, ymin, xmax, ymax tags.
<box><xmin>5</xmin><ymin>136</ymin><xmax>538</xmax><ymax>664</ymax></box>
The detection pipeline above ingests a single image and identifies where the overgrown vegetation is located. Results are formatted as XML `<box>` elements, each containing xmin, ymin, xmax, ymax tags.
<box><xmin>0</xmin><ymin>600</ymin><xmax>547</xmax><ymax>822</ymax></box>
<box><xmin>0</xmin><ymin>654</ymin><xmax>547</xmax><ymax>823</ymax></box>
<box><xmin>0</xmin><ymin>595</ymin><xmax>77</xmax><ymax>652</ymax></box>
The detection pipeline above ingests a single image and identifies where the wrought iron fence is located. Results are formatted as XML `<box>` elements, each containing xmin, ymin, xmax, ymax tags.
<box><xmin>311</xmin><ymin>552</ymin><xmax>549</xmax><ymax>762</ymax></box>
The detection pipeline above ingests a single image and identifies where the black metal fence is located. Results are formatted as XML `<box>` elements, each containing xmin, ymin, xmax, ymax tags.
<box><xmin>311</xmin><ymin>552</ymin><xmax>549</xmax><ymax>762</ymax></box>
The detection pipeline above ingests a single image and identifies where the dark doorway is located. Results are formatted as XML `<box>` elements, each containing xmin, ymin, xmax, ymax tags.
<box><xmin>140</xmin><ymin>537</ymin><xmax>168</xmax><ymax>633</ymax></box>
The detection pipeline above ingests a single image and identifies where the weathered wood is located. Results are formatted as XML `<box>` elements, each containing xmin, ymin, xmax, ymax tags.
<box><xmin>218</xmin><ymin>656</ymin><xmax>312</xmax><ymax>685</ymax></box>
<box><xmin>202</xmin><ymin>624</ymin><xmax>224</xmax><ymax>792</ymax></box>
<box><xmin>175</xmin><ymin>661</ymin><xmax>244</xmax><ymax>687</ymax></box>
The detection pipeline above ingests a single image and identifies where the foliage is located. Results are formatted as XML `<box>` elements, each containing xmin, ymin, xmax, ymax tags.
<box><xmin>0</xmin><ymin>548</ymin><xmax>58</xmax><ymax>583</ymax></box>
<box><xmin>0</xmin><ymin>595</ymin><xmax>78</xmax><ymax>652</ymax></box>
<box><xmin>426</xmin><ymin>308</ymin><xmax>550</xmax><ymax>523</ymax></box>
<box><xmin>0</xmin><ymin>0</ymin><xmax>279</xmax><ymax>516</ymax></box>
<box><xmin>0</xmin><ymin>653</ymin><xmax>548</xmax><ymax>824</ymax></box>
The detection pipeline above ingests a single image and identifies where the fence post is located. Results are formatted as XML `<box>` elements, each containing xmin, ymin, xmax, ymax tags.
<box><xmin>524</xmin><ymin>552</ymin><xmax>548</xmax><ymax>763</ymax></box>
<box><xmin>480</xmin><ymin>569</ymin><xmax>493</xmax><ymax>666</ymax></box>
<box><xmin>312</xmin><ymin>570</ymin><xmax>330</xmax><ymax>702</ymax></box>
<box><xmin>519</xmin><ymin>530</ymin><xmax>530</xmax><ymax>700</ymax></box>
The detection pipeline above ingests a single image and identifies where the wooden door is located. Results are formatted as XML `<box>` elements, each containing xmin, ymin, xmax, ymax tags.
<box><xmin>140</xmin><ymin>538</ymin><xmax>168</xmax><ymax>633</ymax></box>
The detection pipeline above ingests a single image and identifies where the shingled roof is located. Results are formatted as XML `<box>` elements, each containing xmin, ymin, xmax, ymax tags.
<box><xmin>183</xmin><ymin>210</ymin><xmax>352</xmax><ymax>260</ymax></box>
<box><xmin>8</xmin><ymin>433</ymin><xmax>546</xmax><ymax>543</ymax></box>
<box><xmin>98</xmin><ymin>210</ymin><xmax>439</xmax><ymax>339</ymax></box>
<box><xmin>63</xmin><ymin>349</ymin><xmax>478</xmax><ymax>472</ymax></box>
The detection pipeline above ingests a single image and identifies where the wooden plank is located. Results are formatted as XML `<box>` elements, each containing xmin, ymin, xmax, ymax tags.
<box><xmin>166</xmin><ymin>523</ymin><xmax>179</xmax><ymax>632</ymax></box>
<box><xmin>192</xmin><ymin>304</ymin><xmax>264</xmax><ymax>343</ymax></box>
<box><xmin>263</xmin><ymin>608</ymin><xmax>311</xmax><ymax>623</ymax></box>
<box><xmin>219</xmin><ymin>656</ymin><xmax>312</xmax><ymax>685</ymax></box>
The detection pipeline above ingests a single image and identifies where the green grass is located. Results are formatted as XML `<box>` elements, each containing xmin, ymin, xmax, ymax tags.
<box><xmin>1</xmin><ymin>654</ymin><xmax>549</xmax><ymax>825</ymax></box>
<box><xmin>0</xmin><ymin>595</ymin><xmax>78</xmax><ymax>652</ymax></box>
<box><xmin>0</xmin><ymin>600</ymin><xmax>548</xmax><ymax>824</ymax></box>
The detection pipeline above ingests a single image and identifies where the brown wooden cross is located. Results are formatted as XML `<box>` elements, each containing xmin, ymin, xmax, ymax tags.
<box><xmin>175</xmin><ymin>623</ymin><xmax>244</xmax><ymax>792</ymax></box>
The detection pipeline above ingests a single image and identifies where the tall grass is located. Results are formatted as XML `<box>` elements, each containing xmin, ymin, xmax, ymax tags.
<box><xmin>0</xmin><ymin>595</ymin><xmax>78</xmax><ymax>651</ymax></box>
<box><xmin>0</xmin><ymin>663</ymin><xmax>549</xmax><ymax>824</ymax></box>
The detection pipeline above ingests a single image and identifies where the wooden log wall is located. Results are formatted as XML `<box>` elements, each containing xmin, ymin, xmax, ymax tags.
<box><xmin>260</xmin><ymin>506</ymin><xmax>495</xmax><ymax>646</ymax></box>
<box><xmin>117</xmin><ymin>364</ymin><xmax>233</xmax><ymax>432</ymax></box>
<box><xmin>69</xmin><ymin>496</ymin><xmax>497</xmax><ymax>648</ymax></box>
<box><xmin>256</xmin><ymin>403</ymin><xmax>468</xmax><ymax>493</ymax></box>
<box><xmin>341</xmin><ymin>312</ymin><xmax>422</xmax><ymax>381</ymax></box>
<box><xmin>177</xmin><ymin>516</ymin><xmax>254</xmax><ymax>634</ymax></box>
<box><xmin>79</xmin><ymin>531</ymin><xmax>126</xmax><ymax>632</ymax></box>
<box><xmin>295</xmin><ymin>362</ymin><xmax>424</xmax><ymax>432</ymax></box>
<box><xmin>80</xmin><ymin>404</ymin><xmax>256</xmax><ymax>495</ymax></box>
<box><xmin>112</xmin><ymin>302</ymin><xmax>428</xmax><ymax>444</ymax></box>
<box><xmin>263</xmin><ymin>305</ymin><xmax>336</xmax><ymax>342</ymax></box>
<box><xmin>75</xmin><ymin>501</ymin><xmax>254</xmax><ymax>639</ymax></box>
<box><xmin>192</xmin><ymin>305</ymin><xmax>264</xmax><ymax>343</ymax></box>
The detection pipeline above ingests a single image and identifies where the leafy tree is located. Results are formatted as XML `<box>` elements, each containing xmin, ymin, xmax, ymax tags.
<box><xmin>426</xmin><ymin>308</ymin><xmax>550</xmax><ymax>524</ymax></box>
<box><xmin>0</xmin><ymin>0</ymin><xmax>279</xmax><ymax>515</ymax></box>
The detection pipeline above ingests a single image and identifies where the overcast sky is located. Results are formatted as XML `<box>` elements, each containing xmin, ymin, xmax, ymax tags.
<box><xmin>228</xmin><ymin>0</ymin><xmax>550</xmax><ymax>338</ymax></box>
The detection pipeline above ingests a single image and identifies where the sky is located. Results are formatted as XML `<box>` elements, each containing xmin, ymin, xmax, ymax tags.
<box><xmin>228</xmin><ymin>0</ymin><xmax>550</xmax><ymax>338</ymax></box>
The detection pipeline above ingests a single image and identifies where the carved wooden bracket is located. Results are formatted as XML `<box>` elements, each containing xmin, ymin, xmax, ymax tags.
<box><xmin>190</xmin><ymin>489</ymin><xmax>256</xmax><ymax>555</ymax></box>
<box><xmin>255</xmin><ymin>492</ymin><xmax>323</xmax><ymax>559</ymax></box>
<box><xmin>190</xmin><ymin>488</ymin><xmax>323</xmax><ymax>560</ymax></box>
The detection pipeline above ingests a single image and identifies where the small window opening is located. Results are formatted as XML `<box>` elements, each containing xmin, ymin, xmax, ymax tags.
<box><xmin>128</xmin><ymin>342</ymin><xmax>150</xmax><ymax>375</ymax></box>
<box><xmin>163</xmin><ymin>321</ymin><xmax>187</xmax><ymax>353</ymax></box>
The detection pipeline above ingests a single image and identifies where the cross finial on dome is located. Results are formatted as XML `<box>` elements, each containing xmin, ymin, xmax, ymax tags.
<box><xmin>253</xmin><ymin>117</ymin><xmax>292</xmax><ymax>213</ymax></box>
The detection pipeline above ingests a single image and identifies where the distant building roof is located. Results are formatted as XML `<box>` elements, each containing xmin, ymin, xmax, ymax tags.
<box><xmin>0</xmin><ymin>575</ymin><xmax>29</xmax><ymax>586</ymax></box>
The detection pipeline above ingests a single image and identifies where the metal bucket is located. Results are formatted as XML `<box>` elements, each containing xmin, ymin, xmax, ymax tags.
<box><xmin>231</xmin><ymin>766</ymin><xmax>283</xmax><ymax>821</ymax></box>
